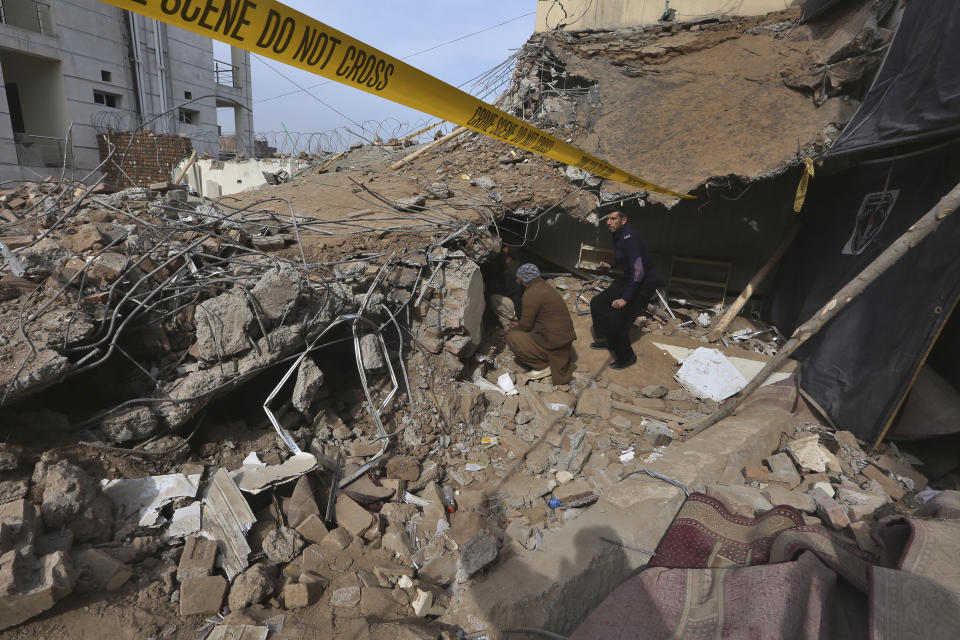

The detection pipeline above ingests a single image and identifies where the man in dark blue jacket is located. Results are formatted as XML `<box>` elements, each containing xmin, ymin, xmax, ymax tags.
<box><xmin>590</xmin><ymin>210</ymin><xmax>659</xmax><ymax>369</ymax></box>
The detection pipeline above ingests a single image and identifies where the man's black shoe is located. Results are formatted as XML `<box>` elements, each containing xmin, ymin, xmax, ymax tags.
<box><xmin>609</xmin><ymin>355</ymin><xmax>637</xmax><ymax>370</ymax></box>
<box><xmin>589</xmin><ymin>341</ymin><xmax>609</xmax><ymax>350</ymax></box>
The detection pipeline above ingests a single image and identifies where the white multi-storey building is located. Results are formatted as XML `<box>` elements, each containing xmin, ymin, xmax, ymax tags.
<box><xmin>0</xmin><ymin>0</ymin><xmax>254</xmax><ymax>181</ymax></box>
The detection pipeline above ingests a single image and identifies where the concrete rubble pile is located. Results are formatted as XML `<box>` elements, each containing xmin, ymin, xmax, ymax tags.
<box><xmin>0</xmin><ymin>169</ymin><xmax>799</xmax><ymax>636</ymax></box>
<box><xmin>0</xmin><ymin>3</ymin><xmax>937</xmax><ymax>637</ymax></box>
<box><xmin>0</xmin><ymin>170</ymin><xmax>508</xmax><ymax>635</ymax></box>
<box><xmin>707</xmin><ymin>425</ymin><xmax>929</xmax><ymax>537</ymax></box>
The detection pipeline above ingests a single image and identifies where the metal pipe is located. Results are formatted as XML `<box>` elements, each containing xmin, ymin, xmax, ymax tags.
<box><xmin>152</xmin><ymin>19</ymin><xmax>169</xmax><ymax>132</ymax></box>
<box><xmin>126</xmin><ymin>11</ymin><xmax>147</xmax><ymax>124</ymax></box>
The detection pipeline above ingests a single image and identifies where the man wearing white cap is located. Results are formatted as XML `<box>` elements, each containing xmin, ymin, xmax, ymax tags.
<box><xmin>503</xmin><ymin>263</ymin><xmax>577</xmax><ymax>384</ymax></box>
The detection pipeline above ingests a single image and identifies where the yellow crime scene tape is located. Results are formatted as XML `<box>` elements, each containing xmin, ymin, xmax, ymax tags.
<box><xmin>100</xmin><ymin>0</ymin><xmax>692</xmax><ymax>199</ymax></box>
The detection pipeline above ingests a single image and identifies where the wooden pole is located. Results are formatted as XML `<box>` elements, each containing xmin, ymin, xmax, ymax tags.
<box><xmin>686</xmin><ymin>181</ymin><xmax>960</xmax><ymax>439</ymax></box>
<box><xmin>173</xmin><ymin>150</ymin><xmax>198</xmax><ymax>184</ymax></box>
<box><xmin>389</xmin><ymin>126</ymin><xmax>468</xmax><ymax>170</ymax></box>
<box><xmin>708</xmin><ymin>224</ymin><xmax>801</xmax><ymax>342</ymax></box>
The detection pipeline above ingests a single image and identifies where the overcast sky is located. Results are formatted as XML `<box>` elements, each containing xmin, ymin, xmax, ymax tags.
<box><xmin>214</xmin><ymin>2</ymin><xmax>536</xmax><ymax>147</ymax></box>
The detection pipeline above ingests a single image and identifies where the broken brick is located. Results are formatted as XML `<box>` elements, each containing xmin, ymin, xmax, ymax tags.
<box><xmin>179</xmin><ymin>575</ymin><xmax>227</xmax><ymax>616</ymax></box>
<box><xmin>860</xmin><ymin>464</ymin><xmax>906</xmax><ymax>501</ymax></box>
<box><xmin>743</xmin><ymin>464</ymin><xmax>769</xmax><ymax>482</ymax></box>
<box><xmin>813</xmin><ymin>488</ymin><xmax>850</xmax><ymax>530</ymax></box>
<box><xmin>177</xmin><ymin>535</ymin><xmax>217</xmax><ymax>581</ymax></box>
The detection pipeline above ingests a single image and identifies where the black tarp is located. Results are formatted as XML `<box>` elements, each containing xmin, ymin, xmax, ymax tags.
<box><xmin>825</xmin><ymin>0</ymin><xmax>960</xmax><ymax>158</ymax></box>
<box><xmin>766</xmin><ymin>141</ymin><xmax>960</xmax><ymax>443</ymax></box>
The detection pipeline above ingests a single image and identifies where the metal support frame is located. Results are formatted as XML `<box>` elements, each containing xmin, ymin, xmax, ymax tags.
<box><xmin>262</xmin><ymin>253</ymin><xmax>417</xmax><ymax>490</ymax></box>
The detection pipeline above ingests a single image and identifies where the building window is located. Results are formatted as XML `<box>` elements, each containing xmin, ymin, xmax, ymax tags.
<box><xmin>184</xmin><ymin>91</ymin><xmax>192</xmax><ymax>100</ymax></box>
<box><xmin>93</xmin><ymin>91</ymin><xmax>119</xmax><ymax>108</ymax></box>
<box><xmin>178</xmin><ymin>108</ymin><xmax>200</xmax><ymax>125</ymax></box>
<box><xmin>101</xmin><ymin>70</ymin><xmax>112</xmax><ymax>82</ymax></box>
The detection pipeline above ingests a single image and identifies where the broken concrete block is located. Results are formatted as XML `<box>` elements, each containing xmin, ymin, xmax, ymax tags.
<box><xmin>101</xmin><ymin>406</ymin><xmax>159</xmax><ymax>444</ymax></box>
<box><xmin>0</xmin><ymin>550</ymin><xmax>73</xmax><ymax>631</ymax></box>
<box><xmin>251</xmin><ymin>267</ymin><xmax>302</xmax><ymax>323</ymax></box>
<box><xmin>72</xmin><ymin>548</ymin><xmax>132</xmax><ymax>594</ymax></box>
<box><xmin>393</xmin><ymin>195</ymin><xmax>426</xmax><ymax>212</ymax></box>
<box><xmin>385</xmin><ymin>455</ymin><xmax>420</xmax><ymax>481</ymax></box>
<box><xmin>845</xmin><ymin>503</ymin><xmax>878</xmax><ymax>523</ymax></box>
<box><xmin>706</xmin><ymin>484</ymin><xmax>773</xmax><ymax>518</ymax></box>
<box><xmin>178</xmin><ymin>536</ymin><xmax>218</xmax><ymax>581</ymax></box>
<box><xmin>320</xmin><ymin>528</ymin><xmax>352</xmax><ymax>553</ymax></box>
<box><xmin>835</xmin><ymin>486</ymin><xmax>887</xmax><ymax>511</ymax></box>
<box><xmin>295</xmin><ymin>514</ymin><xmax>328</xmax><ymax>544</ymax></box>
<box><xmin>761</xmin><ymin>487</ymin><xmax>816</xmax><ymax>513</ymax></box>
<box><xmin>766</xmin><ymin>453</ymin><xmax>802</xmax><ymax>488</ymax></box>
<box><xmin>194</xmin><ymin>292</ymin><xmax>255</xmax><ymax>361</ymax></box>
<box><xmin>811</xmin><ymin>481</ymin><xmax>835</xmax><ymax>498</ymax></box>
<box><xmin>262</xmin><ymin>527</ymin><xmax>305</xmax><ymax>564</ymax></box>
<box><xmin>380</xmin><ymin>503</ymin><xmax>418</xmax><ymax>528</ymax></box>
<box><xmin>834</xmin><ymin>430</ymin><xmax>864</xmax><ymax>455</ymax></box>
<box><xmin>334</xmin><ymin>495</ymin><xmax>375</xmax><ymax>538</ymax></box>
<box><xmin>0</xmin><ymin>500</ymin><xmax>37</xmax><ymax>554</ymax></box>
<box><xmin>348</xmin><ymin>440</ymin><xmax>382</xmax><ymax>458</ymax></box>
<box><xmin>359</xmin><ymin>334</ymin><xmax>385</xmax><ymax>370</ymax></box>
<box><xmin>504</xmin><ymin>521</ymin><xmax>536</xmax><ymax>550</ymax></box>
<box><xmin>251</xmin><ymin>235</ymin><xmax>284</xmax><ymax>251</ymax></box>
<box><xmin>541</xmin><ymin>390</ymin><xmax>576</xmax><ymax>416</ymax></box>
<box><xmin>285</xmin><ymin>476</ymin><xmax>320</xmax><ymax>530</ymax></box>
<box><xmin>641</xmin><ymin>385</ymin><xmax>669</xmax><ymax>398</ymax></box>
<box><xmin>412</xmin><ymin>588</ymin><xmax>433</xmax><ymax>617</ymax></box>
<box><xmin>179</xmin><ymin>575</ymin><xmax>228</xmax><ymax>616</ymax></box>
<box><xmin>785</xmin><ymin>434</ymin><xmax>832</xmax><ymax>473</ymax></box>
<box><xmin>426</xmin><ymin>182</ymin><xmax>450</xmax><ymax>199</ymax></box>
<box><xmin>552</xmin><ymin>479</ymin><xmax>595</xmax><ymax>504</ymax></box>
<box><xmin>360</xmin><ymin>586</ymin><xmax>394</xmax><ymax>616</ymax></box>
<box><xmin>456</xmin><ymin>528</ymin><xmax>499</xmax><ymax>583</ymax></box>
<box><xmin>813</xmin><ymin>488</ymin><xmax>850</xmax><ymax>529</ymax></box>
<box><xmin>575</xmin><ymin>388</ymin><xmax>612</xmax><ymax>419</ymax></box>
<box><xmin>229</xmin><ymin>564</ymin><xmax>275</xmax><ymax>611</ymax></box>
<box><xmin>473</xmin><ymin>176</ymin><xmax>496</xmax><ymax>190</ymax></box>
<box><xmin>284</xmin><ymin>581</ymin><xmax>324</xmax><ymax>609</ymax></box>
<box><xmin>860</xmin><ymin>465</ymin><xmax>906</xmax><ymax>501</ymax></box>
<box><xmin>501</xmin><ymin>396</ymin><xmax>519</xmax><ymax>418</ymax></box>
<box><xmin>329</xmin><ymin>584</ymin><xmax>361</xmax><ymax>608</ymax></box>
<box><xmin>374</xmin><ymin>564</ymin><xmax>414</xmax><ymax>586</ymax></box>
<box><xmin>291</xmin><ymin>358</ymin><xmax>323</xmax><ymax>414</ymax></box>
<box><xmin>61</xmin><ymin>224</ymin><xmax>108</xmax><ymax>254</ymax></box>
<box><xmin>643</xmin><ymin>419</ymin><xmax>676</xmax><ymax>446</ymax></box>
<box><xmin>717</xmin><ymin>461</ymin><xmax>745</xmax><ymax>486</ymax></box>
<box><xmin>421</xmin><ymin>553</ymin><xmax>456</xmax><ymax>586</ymax></box>
<box><xmin>382</xmin><ymin>528</ymin><xmax>413</xmax><ymax>563</ymax></box>
<box><xmin>41</xmin><ymin>461</ymin><xmax>113</xmax><ymax>544</ymax></box>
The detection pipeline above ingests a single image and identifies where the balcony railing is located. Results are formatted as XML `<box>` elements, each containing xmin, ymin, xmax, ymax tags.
<box><xmin>214</xmin><ymin>59</ymin><xmax>239</xmax><ymax>88</ymax></box>
<box><xmin>14</xmin><ymin>133</ymin><xmax>73</xmax><ymax>169</ymax></box>
<box><xmin>0</xmin><ymin>0</ymin><xmax>53</xmax><ymax>35</ymax></box>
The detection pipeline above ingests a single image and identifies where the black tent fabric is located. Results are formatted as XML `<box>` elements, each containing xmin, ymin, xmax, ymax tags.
<box><xmin>766</xmin><ymin>141</ymin><xmax>960</xmax><ymax>443</ymax></box>
<box><xmin>800</xmin><ymin>0</ymin><xmax>844</xmax><ymax>24</ymax></box>
<box><xmin>825</xmin><ymin>0</ymin><xmax>960</xmax><ymax>158</ymax></box>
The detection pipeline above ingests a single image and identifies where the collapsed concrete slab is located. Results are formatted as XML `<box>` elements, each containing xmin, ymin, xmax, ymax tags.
<box><xmin>0</xmin><ymin>551</ymin><xmax>73</xmax><ymax>631</ymax></box>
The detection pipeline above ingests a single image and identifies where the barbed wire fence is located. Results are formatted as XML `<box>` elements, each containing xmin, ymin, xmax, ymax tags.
<box><xmin>88</xmin><ymin>48</ymin><xmax>522</xmax><ymax>161</ymax></box>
